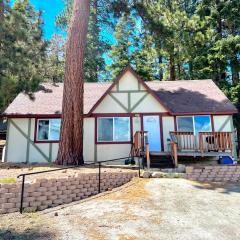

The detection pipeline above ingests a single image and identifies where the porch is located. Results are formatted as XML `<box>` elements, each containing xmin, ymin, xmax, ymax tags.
<box><xmin>132</xmin><ymin>131</ymin><xmax>234</xmax><ymax>168</ymax></box>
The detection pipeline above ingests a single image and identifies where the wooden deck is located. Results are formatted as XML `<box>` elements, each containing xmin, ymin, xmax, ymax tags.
<box><xmin>150</xmin><ymin>151</ymin><xmax>232</xmax><ymax>157</ymax></box>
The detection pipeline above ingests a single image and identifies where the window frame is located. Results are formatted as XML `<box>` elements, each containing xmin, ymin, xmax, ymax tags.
<box><xmin>35</xmin><ymin>118</ymin><xmax>61</xmax><ymax>143</ymax></box>
<box><xmin>96</xmin><ymin>116</ymin><xmax>132</xmax><ymax>144</ymax></box>
<box><xmin>176</xmin><ymin>115</ymin><xmax>212</xmax><ymax>135</ymax></box>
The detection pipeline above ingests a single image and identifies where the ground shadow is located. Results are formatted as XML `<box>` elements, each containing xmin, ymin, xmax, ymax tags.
<box><xmin>0</xmin><ymin>228</ymin><xmax>56</xmax><ymax>240</ymax></box>
<box><xmin>191</xmin><ymin>180</ymin><xmax>240</xmax><ymax>195</ymax></box>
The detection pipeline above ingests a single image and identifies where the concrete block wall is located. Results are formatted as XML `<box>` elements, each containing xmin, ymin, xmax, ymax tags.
<box><xmin>186</xmin><ymin>165</ymin><xmax>240</xmax><ymax>183</ymax></box>
<box><xmin>0</xmin><ymin>171</ymin><xmax>137</xmax><ymax>214</ymax></box>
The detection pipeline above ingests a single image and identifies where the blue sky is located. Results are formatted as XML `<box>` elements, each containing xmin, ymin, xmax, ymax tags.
<box><xmin>12</xmin><ymin>0</ymin><xmax>65</xmax><ymax>39</ymax></box>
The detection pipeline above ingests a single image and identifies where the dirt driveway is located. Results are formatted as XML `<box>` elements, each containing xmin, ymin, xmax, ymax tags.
<box><xmin>1</xmin><ymin>178</ymin><xmax>240</xmax><ymax>240</ymax></box>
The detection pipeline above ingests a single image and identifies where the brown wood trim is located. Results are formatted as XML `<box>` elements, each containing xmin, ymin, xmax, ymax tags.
<box><xmin>160</xmin><ymin>115</ymin><xmax>164</xmax><ymax>151</ymax></box>
<box><xmin>171</xmin><ymin>111</ymin><xmax>237</xmax><ymax>115</ymax></box>
<box><xmin>174</xmin><ymin>116</ymin><xmax>177</xmax><ymax>131</ymax></box>
<box><xmin>90</xmin><ymin>112</ymin><xmax>170</xmax><ymax>117</ymax></box>
<box><xmin>211</xmin><ymin>115</ymin><xmax>215</xmax><ymax>132</ymax></box>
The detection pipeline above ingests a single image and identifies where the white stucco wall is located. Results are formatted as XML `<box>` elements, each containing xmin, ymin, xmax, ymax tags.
<box><xmin>83</xmin><ymin>118</ymin><xmax>95</xmax><ymax>162</ymax></box>
<box><xmin>213</xmin><ymin>115</ymin><xmax>232</xmax><ymax>132</ymax></box>
<box><xmin>6</xmin><ymin>118</ymin><xmax>28</xmax><ymax>163</ymax></box>
<box><xmin>162</xmin><ymin>116</ymin><xmax>175</xmax><ymax>151</ymax></box>
<box><xmin>96</xmin><ymin>144</ymin><xmax>131</xmax><ymax>163</ymax></box>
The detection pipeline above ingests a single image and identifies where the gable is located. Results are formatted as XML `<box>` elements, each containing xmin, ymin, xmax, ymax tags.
<box><xmin>93</xmin><ymin>69</ymin><xmax>168</xmax><ymax>114</ymax></box>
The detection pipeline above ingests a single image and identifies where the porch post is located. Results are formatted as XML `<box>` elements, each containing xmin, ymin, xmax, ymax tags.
<box><xmin>230</xmin><ymin>116</ymin><xmax>238</xmax><ymax>160</ymax></box>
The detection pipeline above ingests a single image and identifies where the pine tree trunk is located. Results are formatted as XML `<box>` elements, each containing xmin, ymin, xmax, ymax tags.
<box><xmin>0</xmin><ymin>0</ymin><xmax>4</xmax><ymax>21</ymax></box>
<box><xmin>56</xmin><ymin>0</ymin><xmax>90</xmax><ymax>165</ymax></box>
<box><xmin>231</xmin><ymin>56</ymin><xmax>239</xmax><ymax>85</ymax></box>
<box><xmin>93</xmin><ymin>0</ymin><xmax>99</xmax><ymax>82</ymax></box>
<box><xmin>158</xmin><ymin>56</ymin><xmax>163</xmax><ymax>81</ymax></box>
<box><xmin>169</xmin><ymin>54</ymin><xmax>175</xmax><ymax>81</ymax></box>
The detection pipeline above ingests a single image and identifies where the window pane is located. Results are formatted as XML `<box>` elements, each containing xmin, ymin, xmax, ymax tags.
<box><xmin>114</xmin><ymin>117</ymin><xmax>130</xmax><ymax>141</ymax></box>
<box><xmin>177</xmin><ymin>117</ymin><xmax>194</xmax><ymax>132</ymax></box>
<box><xmin>98</xmin><ymin>118</ymin><xmax>113</xmax><ymax>141</ymax></box>
<box><xmin>194</xmin><ymin>116</ymin><xmax>211</xmax><ymax>133</ymax></box>
<box><xmin>49</xmin><ymin>119</ymin><xmax>61</xmax><ymax>140</ymax></box>
<box><xmin>38</xmin><ymin>120</ymin><xmax>49</xmax><ymax>140</ymax></box>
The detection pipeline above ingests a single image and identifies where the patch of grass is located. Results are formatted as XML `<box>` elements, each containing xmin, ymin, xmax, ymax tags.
<box><xmin>0</xmin><ymin>177</ymin><xmax>16</xmax><ymax>184</ymax></box>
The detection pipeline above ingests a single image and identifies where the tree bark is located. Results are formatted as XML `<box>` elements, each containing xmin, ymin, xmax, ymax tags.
<box><xmin>0</xmin><ymin>0</ymin><xmax>4</xmax><ymax>21</ymax></box>
<box><xmin>169</xmin><ymin>54</ymin><xmax>175</xmax><ymax>81</ymax></box>
<box><xmin>158</xmin><ymin>56</ymin><xmax>163</xmax><ymax>81</ymax></box>
<box><xmin>231</xmin><ymin>56</ymin><xmax>239</xmax><ymax>85</ymax></box>
<box><xmin>56</xmin><ymin>0</ymin><xmax>90</xmax><ymax>165</ymax></box>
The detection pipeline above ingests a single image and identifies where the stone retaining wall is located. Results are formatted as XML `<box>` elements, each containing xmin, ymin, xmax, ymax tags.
<box><xmin>0</xmin><ymin>171</ymin><xmax>137</xmax><ymax>214</ymax></box>
<box><xmin>186</xmin><ymin>165</ymin><xmax>240</xmax><ymax>183</ymax></box>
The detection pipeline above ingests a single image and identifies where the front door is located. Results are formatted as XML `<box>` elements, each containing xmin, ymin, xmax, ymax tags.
<box><xmin>143</xmin><ymin>115</ymin><xmax>161</xmax><ymax>152</ymax></box>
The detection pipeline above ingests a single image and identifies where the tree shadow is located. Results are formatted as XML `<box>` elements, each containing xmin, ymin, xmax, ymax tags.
<box><xmin>191</xmin><ymin>181</ymin><xmax>240</xmax><ymax>195</ymax></box>
<box><xmin>0</xmin><ymin>228</ymin><xmax>56</xmax><ymax>240</ymax></box>
<box><xmin>152</xmin><ymin>85</ymin><xmax>236</xmax><ymax>113</ymax></box>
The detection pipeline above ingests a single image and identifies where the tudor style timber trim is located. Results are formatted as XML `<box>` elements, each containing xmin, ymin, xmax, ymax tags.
<box><xmin>26</xmin><ymin>118</ymin><xmax>31</xmax><ymax>163</ymax></box>
<box><xmin>109</xmin><ymin>93</ymin><xmax>128</xmax><ymax>112</ymax></box>
<box><xmin>10</xmin><ymin>119</ymin><xmax>51</xmax><ymax>162</ymax></box>
<box><xmin>88</xmin><ymin>65</ymin><xmax>172</xmax><ymax>115</ymax></box>
<box><xmin>4</xmin><ymin>120</ymin><xmax>10</xmax><ymax>162</ymax></box>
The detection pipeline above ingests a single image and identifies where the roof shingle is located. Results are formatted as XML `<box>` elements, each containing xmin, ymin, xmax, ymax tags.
<box><xmin>3</xmin><ymin>79</ymin><xmax>237</xmax><ymax>116</ymax></box>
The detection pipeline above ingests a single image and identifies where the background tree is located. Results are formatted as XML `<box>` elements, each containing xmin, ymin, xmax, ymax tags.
<box><xmin>108</xmin><ymin>12</ymin><xmax>137</xmax><ymax>78</ymax></box>
<box><xmin>56</xmin><ymin>0</ymin><xmax>90</xmax><ymax>165</ymax></box>
<box><xmin>43</xmin><ymin>34</ymin><xmax>66</xmax><ymax>83</ymax></box>
<box><xmin>0</xmin><ymin>0</ymin><xmax>47</xmax><ymax>112</ymax></box>
<box><xmin>56</xmin><ymin>0</ymin><xmax>111</xmax><ymax>82</ymax></box>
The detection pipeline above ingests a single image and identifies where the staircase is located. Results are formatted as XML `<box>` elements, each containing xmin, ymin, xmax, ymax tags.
<box><xmin>144</xmin><ymin>154</ymin><xmax>174</xmax><ymax>169</ymax></box>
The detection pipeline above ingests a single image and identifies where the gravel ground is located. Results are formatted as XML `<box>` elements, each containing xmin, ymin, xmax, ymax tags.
<box><xmin>0</xmin><ymin>178</ymin><xmax>240</xmax><ymax>240</ymax></box>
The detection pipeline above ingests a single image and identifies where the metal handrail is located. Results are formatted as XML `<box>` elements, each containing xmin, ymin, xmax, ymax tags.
<box><xmin>17</xmin><ymin>156</ymin><xmax>142</xmax><ymax>214</ymax></box>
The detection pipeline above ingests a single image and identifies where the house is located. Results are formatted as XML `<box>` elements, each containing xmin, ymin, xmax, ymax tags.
<box><xmin>1</xmin><ymin>66</ymin><xmax>238</xmax><ymax>165</ymax></box>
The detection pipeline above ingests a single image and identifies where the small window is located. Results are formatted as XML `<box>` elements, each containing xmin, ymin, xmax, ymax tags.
<box><xmin>97</xmin><ymin>117</ymin><xmax>130</xmax><ymax>142</ymax></box>
<box><xmin>37</xmin><ymin>119</ymin><xmax>61</xmax><ymax>141</ymax></box>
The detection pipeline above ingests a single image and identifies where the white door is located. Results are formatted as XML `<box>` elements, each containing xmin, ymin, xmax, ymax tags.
<box><xmin>143</xmin><ymin>115</ymin><xmax>161</xmax><ymax>152</ymax></box>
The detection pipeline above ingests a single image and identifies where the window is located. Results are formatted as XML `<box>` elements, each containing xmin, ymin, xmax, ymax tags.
<box><xmin>97</xmin><ymin>117</ymin><xmax>130</xmax><ymax>142</ymax></box>
<box><xmin>177</xmin><ymin>116</ymin><xmax>194</xmax><ymax>132</ymax></box>
<box><xmin>177</xmin><ymin>116</ymin><xmax>212</xmax><ymax>134</ymax></box>
<box><xmin>37</xmin><ymin>119</ymin><xmax>61</xmax><ymax>141</ymax></box>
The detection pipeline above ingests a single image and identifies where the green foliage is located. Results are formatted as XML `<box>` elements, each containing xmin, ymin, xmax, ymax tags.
<box><xmin>0</xmin><ymin>0</ymin><xmax>47</xmax><ymax>112</ymax></box>
<box><xmin>42</xmin><ymin>34</ymin><xmax>66</xmax><ymax>83</ymax></box>
<box><xmin>56</xmin><ymin>0</ymin><xmax>111</xmax><ymax>82</ymax></box>
<box><xmin>108</xmin><ymin>13</ymin><xmax>137</xmax><ymax>78</ymax></box>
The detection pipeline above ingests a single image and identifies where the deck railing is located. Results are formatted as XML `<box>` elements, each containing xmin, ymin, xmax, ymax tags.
<box><xmin>199</xmin><ymin>132</ymin><xmax>233</xmax><ymax>154</ymax></box>
<box><xmin>170</xmin><ymin>131</ymin><xmax>233</xmax><ymax>154</ymax></box>
<box><xmin>170</xmin><ymin>131</ymin><xmax>195</xmax><ymax>151</ymax></box>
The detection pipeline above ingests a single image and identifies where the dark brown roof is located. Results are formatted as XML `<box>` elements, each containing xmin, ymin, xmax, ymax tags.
<box><xmin>146</xmin><ymin>80</ymin><xmax>237</xmax><ymax>114</ymax></box>
<box><xmin>4</xmin><ymin>78</ymin><xmax>237</xmax><ymax>116</ymax></box>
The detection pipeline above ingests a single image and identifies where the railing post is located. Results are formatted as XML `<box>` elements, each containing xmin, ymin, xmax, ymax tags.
<box><xmin>138</xmin><ymin>157</ymin><xmax>141</xmax><ymax>177</ymax></box>
<box><xmin>20</xmin><ymin>175</ymin><xmax>25</xmax><ymax>214</ymax></box>
<box><xmin>98</xmin><ymin>162</ymin><xmax>101</xmax><ymax>193</ymax></box>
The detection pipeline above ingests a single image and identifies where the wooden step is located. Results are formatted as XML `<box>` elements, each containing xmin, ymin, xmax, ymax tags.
<box><xmin>144</xmin><ymin>155</ymin><xmax>174</xmax><ymax>169</ymax></box>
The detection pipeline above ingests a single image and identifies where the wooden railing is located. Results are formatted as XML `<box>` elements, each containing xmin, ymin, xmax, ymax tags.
<box><xmin>170</xmin><ymin>141</ymin><xmax>178</xmax><ymax>167</ymax></box>
<box><xmin>170</xmin><ymin>131</ymin><xmax>233</xmax><ymax>154</ymax></box>
<box><xmin>170</xmin><ymin>131</ymin><xmax>195</xmax><ymax>151</ymax></box>
<box><xmin>132</xmin><ymin>131</ymin><xmax>150</xmax><ymax>169</ymax></box>
<box><xmin>199</xmin><ymin>132</ymin><xmax>233</xmax><ymax>154</ymax></box>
